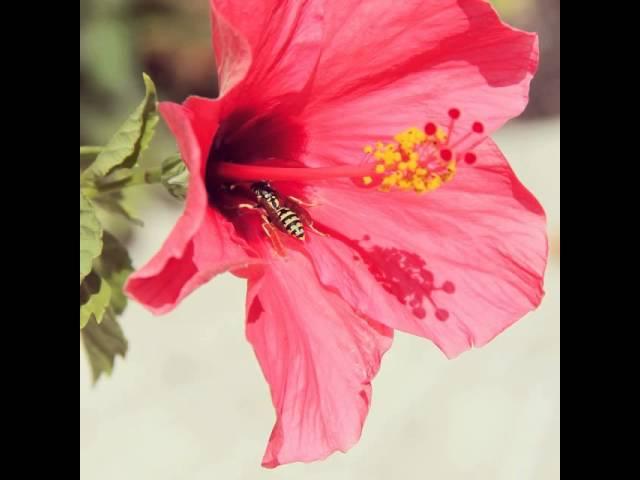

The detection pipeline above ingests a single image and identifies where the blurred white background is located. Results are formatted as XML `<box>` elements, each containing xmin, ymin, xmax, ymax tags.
<box><xmin>80</xmin><ymin>117</ymin><xmax>559</xmax><ymax>480</ymax></box>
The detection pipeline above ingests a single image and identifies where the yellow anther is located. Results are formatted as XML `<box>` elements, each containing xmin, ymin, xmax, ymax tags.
<box><xmin>399</xmin><ymin>179</ymin><xmax>412</xmax><ymax>190</ymax></box>
<box><xmin>394</xmin><ymin>132</ymin><xmax>406</xmax><ymax>143</ymax></box>
<box><xmin>426</xmin><ymin>176</ymin><xmax>443</xmax><ymax>190</ymax></box>
<box><xmin>406</xmin><ymin>127</ymin><xmax>423</xmax><ymax>143</ymax></box>
<box><xmin>365</xmin><ymin>122</ymin><xmax>463</xmax><ymax>195</ymax></box>
<box><xmin>442</xmin><ymin>161</ymin><xmax>457</xmax><ymax>182</ymax></box>
<box><xmin>382</xmin><ymin>173</ymin><xmax>399</xmax><ymax>187</ymax></box>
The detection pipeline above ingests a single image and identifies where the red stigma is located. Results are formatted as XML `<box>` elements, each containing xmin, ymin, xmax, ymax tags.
<box><xmin>464</xmin><ymin>152</ymin><xmax>477</xmax><ymax>164</ymax></box>
<box><xmin>440</xmin><ymin>149</ymin><xmax>452</xmax><ymax>161</ymax></box>
<box><xmin>448</xmin><ymin>108</ymin><xmax>460</xmax><ymax>119</ymax></box>
<box><xmin>424</xmin><ymin>122</ymin><xmax>437</xmax><ymax>135</ymax></box>
<box><xmin>472</xmin><ymin>122</ymin><xmax>485</xmax><ymax>134</ymax></box>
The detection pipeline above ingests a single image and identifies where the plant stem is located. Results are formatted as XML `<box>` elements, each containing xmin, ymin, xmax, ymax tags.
<box><xmin>82</xmin><ymin>166</ymin><xmax>165</xmax><ymax>198</ymax></box>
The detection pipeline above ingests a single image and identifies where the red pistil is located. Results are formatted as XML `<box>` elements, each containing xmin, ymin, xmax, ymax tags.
<box><xmin>214</xmin><ymin>162</ymin><xmax>372</xmax><ymax>183</ymax></box>
<box><xmin>213</xmin><ymin>107</ymin><xmax>485</xmax><ymax>187</ymax></box>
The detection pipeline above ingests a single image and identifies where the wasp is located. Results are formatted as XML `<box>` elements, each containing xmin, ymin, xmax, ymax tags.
<box><xmin>251</xmin><ymin>181</ymin><xmax>305</xmax><ymax>240</ymax></box>
<box><xmin>236</xmin><ymin>182</ymin><xmax>323</xmax><ymax>253</ymax></box>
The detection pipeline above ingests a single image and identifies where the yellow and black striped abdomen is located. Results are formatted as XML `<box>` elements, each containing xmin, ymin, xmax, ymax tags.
<box><xmin>274</xmin><ymin>207</ymin><xmax>305</xmax><ymax>240</ymax></box>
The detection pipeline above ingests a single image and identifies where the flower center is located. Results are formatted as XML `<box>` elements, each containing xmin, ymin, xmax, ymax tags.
<box><xmin>211</xmin><ymin>109</ymin><xmax>307</xmax><ymax>167</ymax></box>
<box><xmin>210</xmin><ymin>108</ymin><xmax>485</xmax><ymax>194</ymax></box>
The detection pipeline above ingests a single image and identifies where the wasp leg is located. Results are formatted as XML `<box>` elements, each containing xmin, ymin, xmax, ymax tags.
<box><xmin>261</xmin><ymin>215</ymin><xmax>286</xmax><ymax>257</ymax></box>
<box><xmin>220</xmin><ymin>202</ymin><xmax>259</xmax><ymax>216</ymax></box>
<box><xmin>284</xmin><ymin>201</ymin><xmax>328</xmax><ymax>237</ymax></box>
<box><xmin>231</xmin><ymin>203</ymin><xmax>286</xmax><ymax>254</ymax></box>
<box><xmin>232</xmin><ymin>202</ymin><xmax>263</xmax><ymax>218</ymax></box>
<box><xmin>305</xmin><ymin>222</ymin><xmax>328</xmax><ymax>237</ymax></box>
<box><xmin>237</xmin><ymin>202</ymin><xmax>258</xmax><ymax>210</ymax></box>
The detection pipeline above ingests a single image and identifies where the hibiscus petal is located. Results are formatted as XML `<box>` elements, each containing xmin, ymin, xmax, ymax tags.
<box><xmin>210</xmin><ymin>0</ymin><xmax>324</xmax><ymax>104</ymax></box>
<box><xmin>245</xmin><ymin>248</ymin><xmax>392</xmax><ymax>467</ymax></box>
<box><xmin>303</xmin><ymin>0</ymin><xmax>538</xmax><ymax>167</ymax></box>
<box><xmin>304</xmin><ymin>139</ymin><xmax>547</xmax><ymax>358</ymax></box>
<box><xmin>125</xmin><ymin>102</ymin><xmax>257</xmax><ymax>313</ymax></box>
<box><xmin>182</xmin><ymin>96</ymin><xmax>222</xmax><ymax>176</ymax></box>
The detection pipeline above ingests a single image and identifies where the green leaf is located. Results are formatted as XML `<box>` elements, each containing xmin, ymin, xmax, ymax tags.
<box><xmin>80</xmin><ymin>271</ymin><xmax>112</xmax><ymax>328</ymax></box>
<box><xmin>160</xmin><ymin>154</ymin><xmax>183</xmax><ymax>177</ymax></box>
<box><xmin>83</xmin><ymin>73</ymin><xmax>158</xmax><ymax>181</ymax></box>
<box><xmin>92</xmin><ymin>191</ymin><xmax>144</xmax><ymax>227</ymax></box>
<box><xmin>80</xmin><ymin>146</ymin><xmax>103</xmax><ymax>173</ymax></box>
<box><xmin>95</xmin><ymin>231</ymin><xmax>134</xmax><ymax>315</ymax></box>
<box><xmin>80</xmin><ymin>232</ymin><xmax>133</xmax><ymax>380</ymax></box>
<box><xmin>160</xmin><ymin>155</ymin><xmax>188</xmax><ymax>200</ymax></box>
<box><xmin>81</xmin><ymin>311</ymin><xmax>128</xmax><ymax>384</ymax></box>
<box><xmin>80</xmin><ymin>192</ymin><xmax>103</xmax><ymax>284</ymax></box>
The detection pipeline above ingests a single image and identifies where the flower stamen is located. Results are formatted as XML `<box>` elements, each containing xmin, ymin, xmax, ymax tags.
<box><xmin>360</xmin><ymin>108</ymin><xmax>483</xmax><ymax>194</ymax></box>
<box><xmin>211</xmin><ymin>108</ymin><xmax>484</xmax><ymax>195</ymax></box>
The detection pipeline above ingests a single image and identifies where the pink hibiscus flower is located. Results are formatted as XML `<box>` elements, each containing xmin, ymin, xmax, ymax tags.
<box><xmin>126</xmin><ymin>0</ymin><xmax>547</xmax><ymax>468</ymax></box>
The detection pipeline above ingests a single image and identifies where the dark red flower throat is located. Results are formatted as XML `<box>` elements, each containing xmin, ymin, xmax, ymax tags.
<box><xmin>206</xmin><ymin>109</ymin><xmax>307</xmax><ymax>196</ymax></box>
